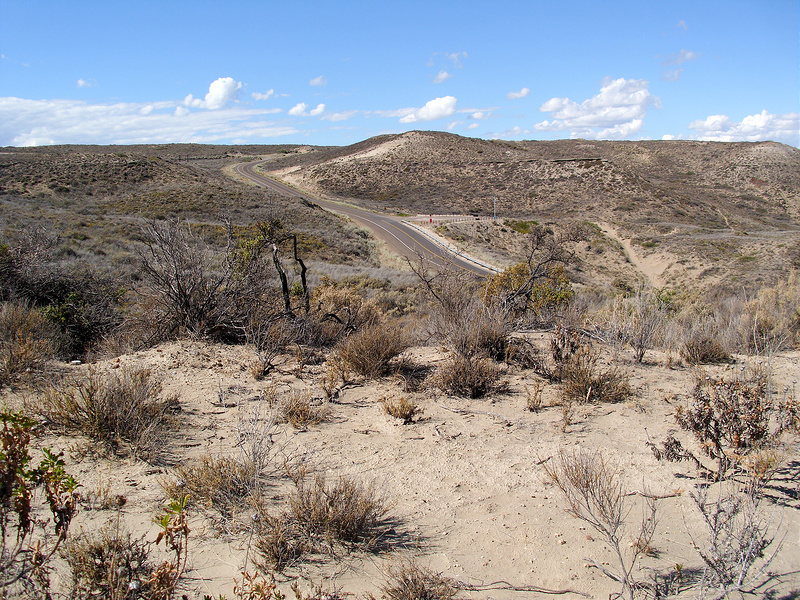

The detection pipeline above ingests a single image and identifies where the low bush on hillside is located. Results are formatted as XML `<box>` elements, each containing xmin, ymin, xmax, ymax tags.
<box><xmin>560</xmin><ymin>346</ymin><xmax>631</xmax><ymax>404</ymax></box>
<box><xmin>0</xmin><ymin>301</ymin><xmax>62</xmax><ymax>387</ymax></box>
<box><xmin>379</xmin><ymin>560</ymin><xmax>460</xmax><ymax>600</ymax></box>
<box><xmin>334</xmin><ymin>322</ymin><xmax>410</xmax><ymax>379</ymax></box>
<box><xmin>256</xmin><ymin>474</ymin><xmax>391</xmax><ymax>570</ymax></box>
<box><xmin>38</xmin><ymin>366</ymin><xmax>178</xmax><ymax>462</ymax></box>
<box><xmin>681</xmin><ymin>335</ymin><xmax>731</xmax><ymax>365</ymax></box>
<box><xmin>381</xmin><ymin>395</ymin><xmax>422</xmax><ymax>424</ymax></box>
<box><xmin>649</xmin><ymin>366</ymin><xmax>799</xmax><ymax>480</ymax></box>
<box><xmin>432</xmin><ymin>354</ymin><xmax>505</xmax><ymax>399</ymax></box>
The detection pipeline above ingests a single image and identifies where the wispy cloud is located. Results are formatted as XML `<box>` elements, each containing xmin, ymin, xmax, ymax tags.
<box><xmin>322</xmin><ymin>110</ymin><xmax>358</xmax><ymax>122</ymax></box>
<box><xmin>677</xmin><ymin>20</ymin><xmax>688</xmax><ymax>31</ymax></box>
<box><xmin>398</xmin><ymin>96</ymin><xmax>457</xmax><ymax>123</ymax></box>
<box><xmin>535</xmin><ymin>77</ymin><xmax>660</xmax><ymax>139</ymax></box>
<box><xmin>506</xmin><ymin>87</ymin><xmax>529</xmax><ymax>100</ymax></box>
<box><xmin>0</xmin><ymin>96</ymin><xmax>291</xmax><ymax>146</ymax></box>
<box><xmin>77</xmin><ymin>78</ymin><xmax>95</xmax><ymax>88</ymax></box>
<box><xmin>662</xmin><ymin>49</ymin><xmax>700</xmax><ymax>66</ymax></box>
<box><xmin>446</xmin><ymin>52</ymin><xmax>467</xmax><ymax>67</ymax></box>
<box><xmin>687</xmin><ymin>110</ymin><xmax>800</xmax><ymax>145</ymax></box>
<box><xmin>252</xmin><ymin>89</ymin><xmax>275</xmax><ymax>100</ymax></box>
<box><xmin>433</xmin><ymin>70</ymin><xmax>451</xmax><ymax>84</ymax></box>
<box><xmin>309</xmin><ymin>75</ymin><xmax>327</xmax><ymax>87</ymax></box>
<box><xmin>659</xmin><ymin>49</ymin><xmax>700</xmax><ymax>81</ymax></box>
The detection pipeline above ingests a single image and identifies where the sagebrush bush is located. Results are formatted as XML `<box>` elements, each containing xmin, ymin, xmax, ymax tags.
<box><xmin>288</xmin><ymin>474</ymin><xmax>389</xmax><ymax>546</ymax></box>
<box><xmin>433</xmin><ymin>354</ymin><xmax>505</xmax><ymax>399</ymax></box>
<box><xmin>166</xmin><ymin>455</ymin><xmax>253</xmax><ymax>514</ymax></box>
<box><xmin>0</xmin><ymin>301</ymin><xmax>61</xmax><ymax>386</ymax></box>
<box><xmin>381</xmin><ymin>395</ymin><xmax>422</xmax><ymax>424</ymax></box>
<box><xmin>380</xmin><ymin>560</ymin><xmax>460</xmax><ymax>600</ymax></box>
<box><xmin>66</xmin><ymin>525</ymin><xmax>151</xmax><ymax>599</ymax></box>
<box><xmin>681</xmin><ymin>335</ymin><xmax>731</xmax><ymax>365</ymax></box>
<box><xmin>334</xmin><ymin>322</ymin><xmax>409</xmax><ymax>379</ymax></box>
<box><xmin>255</xmin><ymin>474</ymin><xmax>390</xmax><ymax>570</ymax></box>
<box><xmin>662</xmin><ymin>367</ymin><xmax>799</xmax><ymax>480</ymax></box>
<box><xmin>277</xmin><ymin>390</ymin><xmax>328</xmax><ymax>429</ymax></box>
<box><xmin>560</xmin><ymin>346</ymin><xmax>631</xmax><ymax>404</ymax></box>
<box><xmin>38</xmin><ymin>366</ymin><xmax>177</xmax><ymax>461</ymax></box>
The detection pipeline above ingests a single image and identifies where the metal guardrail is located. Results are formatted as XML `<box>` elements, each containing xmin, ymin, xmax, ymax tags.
<box><xmin>400</xmin><ymin>220</ymin><xmax>502</xmax><ymax>273</ymax></box>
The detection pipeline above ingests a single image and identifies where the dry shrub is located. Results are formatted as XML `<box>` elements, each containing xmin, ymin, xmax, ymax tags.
<box><xmin>380</xmin><ymin>560</ymin><xmax>459</xmax><ymax>600</ymax></box>
<box><xmin>66</xmin><ymin>524</ymin><xmax>151</xmax><ymax>600</ymax></box>
<box><xmin>255</xmin><ymin>516</ymin><xmax>307</xmax><ymax>572</ymax></box>
<box><xmin>0</xmin><ymin>302</ymin><xmax>61</xmax><ymax>387</ymax></box>
<box><xmin>310</xmin><ymin>283</ymin><xmax>384</xmax><ymax>345</ymax></box>
<box><xmin>381</xmin><ymin>395</ymin><xmax>422</xmax><ymax>424</ymax></box>
<box><xmin>288</xmin><ymin>474</ymin><xmax>389</xmax><ymax>546</ymax></box>
<box><xmin>432</xmin><ymin>354</ymin><xmax>505</xmax><ymax>399</ymax></box>
<box><xmin>560</xmin><ymin>346</ymin><xmax>631</xmax><ymax>404</ymax></box>
<box><xmin>167</xmin><ymin>455</ymin><xmax>253</xmax><ymax>514</ymax></box>
<box><xmin>167</xmin><ymin>404</ymin><xmax>279</xmax><ymax>514</ymax></box>
<box><xmin>38</xmin><ymin>366</ymin><xmax>177</xmax><ymax>462</ymax></box>
<box><xmin>525</xmin><ymin>380</ymin><xmax>545</xmax><ymax>412</ymax></box>
<box><xmin>662</xmin><ymin>367</ymin><xmax>799</xmax><ymax>480</ymax></box>
<box><xmin>681</xmin><ymin>335</ymin><xmax>731</xmax><ymax>365</ymax></box>
<box><xmin>256</xmin><ymin>474</ymin><xmax>390</xmax><ymax>570</ymax></box>
<box><xmin>278</xmin><ymin>390</ymin><xmax>328</xmax><ymax>429</ymax></box>
<box><xmin>543</xmin><ymin>448</ymin><xmax>656</xmax><ymax>600</ymax></box>
<box><xmin>334</xmin><ymin>322</ymin><xmax>410</xmax><ymax>379</ymax></box>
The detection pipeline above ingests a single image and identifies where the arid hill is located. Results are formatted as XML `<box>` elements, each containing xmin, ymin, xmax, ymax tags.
<box><xmin>261</xmin><ymin>131</ymin><xmax>800</xmax><ymax>291</ymax></box>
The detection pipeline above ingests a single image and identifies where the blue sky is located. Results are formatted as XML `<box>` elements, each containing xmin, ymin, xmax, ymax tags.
<box><xmin>1</xmin><ymin>0</ymin><xmax>798</xmax><ymax>147</ymax></box>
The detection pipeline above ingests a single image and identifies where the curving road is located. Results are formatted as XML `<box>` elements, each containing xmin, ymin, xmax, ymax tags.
<box><xmin>233</xmin><ymin>161</ymin><xmax>496</xmax><ymax>276</ymax></box>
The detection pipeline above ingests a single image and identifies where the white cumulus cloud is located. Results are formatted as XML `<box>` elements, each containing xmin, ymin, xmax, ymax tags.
<box><xmin>535</xmin><ymin>78</ymin><xmax>660</xmax><ymax>139</ymax></box>
<box><xmin>399</xmin><ymin>96</ymin><xmax>457</xmax><ymax>123</ymax></box>
<box><xmin>687</xmin><ymin>110</ymin><xmax>800</xmax><ymax>145</ymax></box>
<box><xmin>507</xmin><ymin>87</ymin><xmax>529</xmax><ymax>100</ymax></box>
<box><xmin>288</xmin><ymin>102</ymin><xmax>325</xmax><ymax>117</ymax></box>
<box><xmin>184</xmin><ymin>77</ymin><xmax>242</xmax><ymax>110</ymax></box>
<box><xmin>252</xmin><ymin>89</ymin><xmax>275</xmax><ymax>100</ymax></box>
<box><xmin>77</xmin><ymin>78</ymin><xmax>95</xmax><ymax>88</ymax></box>
<box><xmin>433</xmin><ymin>70</ymin><xmax>451</xmax><ymax>84</ymax></box>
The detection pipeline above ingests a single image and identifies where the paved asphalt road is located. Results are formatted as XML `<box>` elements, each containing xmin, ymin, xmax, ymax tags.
<box><xmin>233</xmin><ymin>162</ymin><xmax>495</xmax><ymax>276</ymax></box>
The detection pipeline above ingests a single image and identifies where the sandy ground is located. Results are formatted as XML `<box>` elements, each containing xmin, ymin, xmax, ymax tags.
<box><xmin>6</xmin><ymin>339</ymin><xmax>800</xmax><ymax>599</ymax></box>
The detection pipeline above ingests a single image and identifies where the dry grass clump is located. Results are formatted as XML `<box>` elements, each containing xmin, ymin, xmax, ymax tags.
<box><xmin>560</xmin><ymin>346</ymin><xmax>631</xmax><ymax>404</ymax></box>
<box><xmin>381</xmin><ymin>395</ymin><xmax>422</xmax><ymax>424</ymax></box>
<box><xmin>681</xmin><ymin>335</ymin><xmax>731</xmax><ymax>365</ymax></box>
<box><xmin>379</xmin><ymin>560</ymin><xmax>460</xmax><ymax>600</ymax></box>
<box><xmin>38</xmin><ymin>366</ymin><xmax>177</xmax><ymax>461</ymax></box>
<box><xmin>166</xmin><ymin>455</ymin><xmax>253</xmax><ymax>514</ymax></box>
<box><xmin>432</xmin><ymin>354</ymin><xmax>505</xmax><ymax>399</ymax></box>
<box><xmin>334</xmin><ymin>322</ymin><xmax>410</xmax><ymax>379</ymax></box>
<box><xmin>0</xmin><ymin>301</ymin><xmax>61</xmax><ymax>387</ymax></box>
<box><xmin>277</xmin><ymin>390</ymin><xmax>328</xmax><ymax>429</ymax></box>
<box><xmin>256</xmin><ymin>474</ymin><xmax>390</xmax><ymax>570</ymax></box>
<box><xmin>166</xmin><ymin>404</ymin><xmax>280</xmax><ymax>515</ymax></box>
